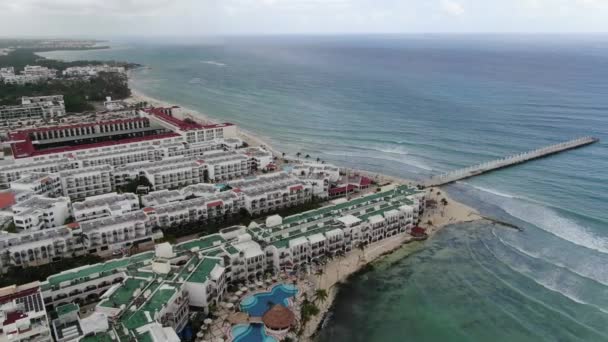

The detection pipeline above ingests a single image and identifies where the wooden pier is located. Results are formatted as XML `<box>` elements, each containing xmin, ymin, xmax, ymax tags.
<box><xmin>424</xmin><ymin>137</ymin><xmax>599</xmax><ymax>187</ymax></box>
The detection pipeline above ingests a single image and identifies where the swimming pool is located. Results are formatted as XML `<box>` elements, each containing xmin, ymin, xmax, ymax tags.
<box><xmin>240</xmin><ymin>284</ymin><xmax>298</xmax><ymax>317</ymax></box>
<box><xmin>232</xmin><ymin>324</ymin><xmax>276</xmax><ymax>342</ymax></box>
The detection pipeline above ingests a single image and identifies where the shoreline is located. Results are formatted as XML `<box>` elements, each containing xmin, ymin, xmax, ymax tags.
<box><xmin>125</xmin><ymin>69</ymin><xmax>484</xmax><ymax>341</ymax></box>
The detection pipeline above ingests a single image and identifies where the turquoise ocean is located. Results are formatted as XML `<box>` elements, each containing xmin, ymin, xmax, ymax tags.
<box><xmin>41</xmin><ymin>34</ymin><xmax>608</xmax><ymax>342</ymax></box>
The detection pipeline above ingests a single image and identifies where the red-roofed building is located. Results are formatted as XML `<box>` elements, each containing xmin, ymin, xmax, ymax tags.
<box><xmin>0</xmin><ymin>282</ymin><xmax>52</xmax><ymax>342</ymax></box>
<box><xmin>0</xmin><ymin>192</ymin><xmax>16</xmax><ymax>209</ymax></box>
<box><xmin>141</xmin><ymin>107</ymin><xmax>237</xmax><ymax>143</ymax></box>
<box><xmin>206</xmin><ymin>201</ymin><xmax>223</xmax><ymax>208</ymax></box>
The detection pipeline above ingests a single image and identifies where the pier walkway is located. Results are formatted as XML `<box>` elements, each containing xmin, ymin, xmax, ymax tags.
<box><xmin>424</xmin><ymin>136</ymin><xmax>599</xmax><ymax>187</ymax></box>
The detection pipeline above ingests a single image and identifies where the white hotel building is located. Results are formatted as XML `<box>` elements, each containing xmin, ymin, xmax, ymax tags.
<box><xmin>1</xmin><ymin>225</ymin><xmax>82</xmax><ymax>269</ymax></box>
<box><xmin>9</xmin><ymin>172</ymin><xmax>62</xmax><ymax>198</ymax></box>
<box><xmin>249</xmin><ymin>185</ymin><xmax>424</xmax><ymax>272</ymax></box>
<box><xmin>78</xmin><ymin>146</ymin><xmax>159</xmax><ymax>168</ymax></box>
<box><xmin>204</xmin><ymin>150</ymin><xmax>252</xmax><ymax>182</ymax></box>
<box><xmin>114</xmin><ymin>157</ymin><xmax>206</xmax><ymax>191</ymax></box>
<box><xmin>0</xmin><ymin>282</ymin><xmax>53</xmax><ymax>342</ymax></box>
<box><xmin>58</xmin><ymin>165</ymin><xmax>115</xmax><ymax>201</ymax></box>
<box><xmin>145</xmin><ymin>190</ymin><xmax>242</xmax><ymax>228</ymax></box>
<box><xmin>141</xmin><ymin>189</ymin><xmax>185</xmax><ymax>207</ymax></box>
<box><xmin>79</xmin><ymin>210</ymin><xmax>155</xmax><ymax>254</ymax></box>
<box><xmin>0</xmin><ymin>159</ymin><xmax>80</xmax><ymax>189</ymax></box>
<box><xmin>228</xmin><ymin>172</ymin><xmax>312</xmax><ymax>216</ymax></box>
<box><xmin>72</xmin><ymin>192</ymin><xmax>140</xmax><ymax>222</ymax></box>
<box><xmin>12</xmin><ymin>195</ymin><xmax>71</xmax><ymax>231</ymax></box>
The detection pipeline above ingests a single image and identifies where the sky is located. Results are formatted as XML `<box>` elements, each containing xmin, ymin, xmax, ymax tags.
<box><xmin>0</xmin><ymin>0</ymin><xmax>607</xmax><ymax>37</ymax></box>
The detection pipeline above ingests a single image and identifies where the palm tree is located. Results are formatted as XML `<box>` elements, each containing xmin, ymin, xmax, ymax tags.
<box><xmin>282</xmin><ymin>152</ymin><xmax>286</xmax><ymax>159</ymax></box>
<box><xmin>316</xmin><ymin>157</ymin><xmax>320</xmax><ymax>163</ymax></box>
<box><xmin>313</xmin><ymin>289</ymin><xmax>328</xmax><ymax>305</ymax></box>
<box><xmin>296</xmin><ymin>152</ymin><xmax>301</xmax><ymax>159</ymax></box>
<box><xmin>305</xmin><ymin>154</ymin><xmax>310</xmax><ymax>159</ymax></box>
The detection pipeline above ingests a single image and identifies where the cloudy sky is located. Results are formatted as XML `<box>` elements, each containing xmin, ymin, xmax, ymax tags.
<box><xmin>0</xmin><ymin>0</ymin><xmax>607</xmax><ymax>37</ymax></box>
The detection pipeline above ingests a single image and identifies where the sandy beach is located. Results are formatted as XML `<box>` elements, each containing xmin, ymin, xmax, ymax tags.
<box><xmin>126</xmin><ymin>83</ymin><xmax>483</xmax><ymax>341</ymax></box>
<box><xmin>126</xmin><ymin>87</ymin><xmax>283</xmax><ymax>157</ymax></box>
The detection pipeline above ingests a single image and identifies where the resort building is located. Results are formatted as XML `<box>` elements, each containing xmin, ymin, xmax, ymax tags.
<box><xmin>72</xmin><ymin>192</ymin><xmax>140</xmax><ymax>222</ymax></box>
<box><xmin>58</xmin><ymin>165</ymin><xmax>115</xmax><ymax>201</ymax></box>
<box><xmin>144</xmin><ymin>190</ymin><xmax>242</xmax><ymax>229</ymax></box>
<box><xmin>21</xmin><ymin>95</ymin><xmax>65</xmax><ymax>108</ymax></box>
<box><xmin>141</xmin><ymin>189</ymin><xmax>185</xmax><ymax>207</ymax></box>
<box><xmin>1</xmin><ymin>225</ymin><xmax>83</xmax><ymax>269</ymax></box>
<box><xmin>22</xmin><ymin>66</ymin><xmax>57</xmax><ymax>80</ymax></box>
<box><xmin>0</xmin><ymin>96</ymin><xmax>66</xmax><ymax>126</ymax></box>
<box><xmin>203</xmin><ymin>150</ymin><xmax>252</xmax><ymax>182</ymax></box>
<box><xmin>9</xmin><ymin>172</ymin><xmax>63</xmax><ymax>198</ymax></box>
<box><xmin>249</xmin><ymin>185</ymin><xmax>425</xmax><ymax>272</ymax></box>
<box><xmin>114</xmin><ymin>157</ymin><xmax>206</xmax><ymax>191</ymax></box>
<box><xmin>78</xmin><ymin>210</ymin><xmax>155</xmax><ymax>255</ymax></box>
<box><xmin>0</xmin><ymin>185</ymin><xmax>424</xmax><ymax>341</ymax></box>
<box><xmin>163</xmin><ymin>140</ymin><xmax>224</xmax><ymax>159</ymax></box>
<box><xmin>11</xmin><ymin>195</ymin><xmax>71</xmax><ymax>231</ymax></box>
<box><xmin>228</xmin><ymin>172</ymin><xmax>313</xmax><ymax>216</ymax></box>
<box><xmin>0</xmin><ymin>66</ymin><xmax>15</xmax><ymax>79</ymax></box>
<box><xmin>0</xmin><ymin>282</ymin><xmax>53</xmax><ymax>342</ymax></box>
<box><xmin>62</xmin><ymin>65</ymin><xmax>126</xmax><ymax>77</ymax></box>
<box><xmin>140</xmin><ymin>107</ymin><xmax>237</xmax><ymax>143</ymax></box>
<box><xmin>51</xmin><ymin>302</ymin><xmax>109</xmax><ymax>342</ymax></box>
<box><xmin>0</xmin><ymin>159</ymin><xmax>80</xmax><ymax>189</ymax></box>
<box><xmin>242</xmin><ymin>147</ymin><xmax>274</xmax><ymax>171</ymax></box>
<box><xmin>78</xmin><ymin>146</ymin><xmax>159</xmax><ymax>168</ymax></box>
<box><xmin>37</xmin><ymin>234</ymin><xmax>243</xmax><ymax>341</ymax></box>
<box><xmin>291</xmin><ymin>162</ymin><xmax>341</xmax><ymax>183</ymax></box>
<box><xmin>179</xmin><ymin>183</ymin><xmax>217</xmax><ymax>199</ymax></box>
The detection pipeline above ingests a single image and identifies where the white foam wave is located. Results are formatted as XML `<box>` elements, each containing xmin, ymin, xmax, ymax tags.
<box><xmin>322</xmin><ymin>150</ymin><xmax>432</xmax><ymax>171</ymax></box>
<box><xmin>464</xmin><ymin>183</ymin><xmax>515</xmax><ymax>198</ymax></box>
<box><xmin>494</xmin><ymin>231</ymin><xmax>608</xmax><ymax>287</ymax></box>
<box><xmin>500</xmin><ymin>199</ymin><xmax>608</xmax><ymax>255</ymax></box>
<box><xmin>188</xmin><ymin>78</ymin><xmax>202</xmax><ymax>84</ymax></box>
<box><xmin>373</xmin><ymin>146</ymin><xmax>409</xmax><ymax>156</ymax></box>
<box><xmin>480</xmin><ymin>238</ymin><xmax>608</xmax><ymax>319</ymax></box>
<box><xmin>200</xmin><ymin>60</ymin><xmax>226</xmax><ymax>67</ymax></box>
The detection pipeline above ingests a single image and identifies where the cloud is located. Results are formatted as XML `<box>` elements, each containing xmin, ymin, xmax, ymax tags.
<box><xmin>1</xmin><ymin>0</ymin><xmax>180</xmax><ymax>16</ymax></box>
<box><xmin>440</xmin><ymin>0</ymin><xmax>465</xmax><ymax>16</ymax></box>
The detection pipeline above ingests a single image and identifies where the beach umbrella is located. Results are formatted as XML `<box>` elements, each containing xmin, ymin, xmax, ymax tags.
<box><xmin>226</xmin><ymin>303</ymin><xmax>234</xmax><ymax>310</ymax></box>
<box><xmin>204</xmin><ymin>318</ymin><xmax>213</xmax><ymax>325</ymax></box>
<box><xmin>197</xmin><ymin>332</ymin><xmax>204</xmax><ymax>338</ymax></box>
<box><xmin>256</xmin><ymin>281</ymin><xmax>263</xmax><ymax>287</ymax></box>
<box><xmin>235</xmin><ymin>291</ymin><xmax>243</xmax><ymax>296</ymax></box>
<box><xmin>265</xmin><ymin>279</ymin><xmax>272</xmax><ymax>285</ymax></box>
<box><xmin>240</xmin><ymin>287</ymin><xmax>248</xmax><ymax>292</ymax></box>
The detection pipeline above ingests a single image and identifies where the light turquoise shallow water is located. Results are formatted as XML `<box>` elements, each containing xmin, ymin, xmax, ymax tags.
<box><xmin>40</xmin><ymin>34</ymin><xmax>608</xmax><ymax>341</ymax></box>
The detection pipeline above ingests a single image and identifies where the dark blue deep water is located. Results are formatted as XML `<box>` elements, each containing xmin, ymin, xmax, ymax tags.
<box><xmin>41</xmin><ymin>34</ymin><xmax>608</xmax><ymax>341</ymax></box>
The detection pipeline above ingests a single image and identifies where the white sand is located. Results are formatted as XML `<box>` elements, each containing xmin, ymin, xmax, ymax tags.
<box><xmin>126</xmin><ymin>88</ymin><xmax>283</xmax><ymax>157</ymax></box>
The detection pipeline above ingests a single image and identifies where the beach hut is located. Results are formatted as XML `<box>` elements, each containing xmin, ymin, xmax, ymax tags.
<box><xmin>262</xmin><ymin>305</ymin><xmax>295</xmax><ymax>334</ymax></box>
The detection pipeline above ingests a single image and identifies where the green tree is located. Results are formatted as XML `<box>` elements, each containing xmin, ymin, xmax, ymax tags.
<box><xmin>313</xmin><ymin>289</ymin><xmax>328</xmax><ymax>305</ymax></box>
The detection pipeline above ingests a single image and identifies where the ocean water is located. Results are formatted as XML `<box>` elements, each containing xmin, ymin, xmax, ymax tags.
<box><xmin>41</xmin><ymin>34</ymin><xmax>608</xmax><ymax>341</ymax></box>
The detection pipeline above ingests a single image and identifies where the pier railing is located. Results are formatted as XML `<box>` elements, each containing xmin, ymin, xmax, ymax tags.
<box><xmin>424</xmin><ymin>136</ymin><xmax>599</xmax><ymax>187</ymax></box>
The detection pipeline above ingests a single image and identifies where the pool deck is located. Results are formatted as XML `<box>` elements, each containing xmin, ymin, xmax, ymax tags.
<box><xmin>202</xmin><ymin>278</ymin><xmax>313</xmax><ymax>342</ymax></box>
